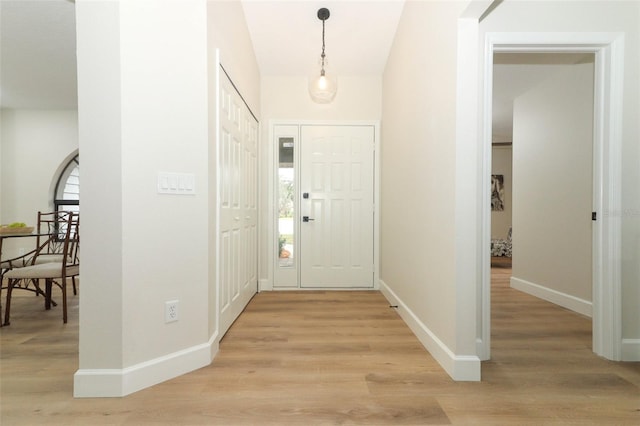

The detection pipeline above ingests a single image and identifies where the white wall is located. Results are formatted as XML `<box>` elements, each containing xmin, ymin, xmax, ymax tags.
<box><xmin>479</xmin><ymin>0</ymin><xmax>640</xmax><ymax>360</ymax></box>
<box><xmin>261</xmin><ymin>75</ymin><xmax>382</xmax><ymax>121</ymax></box>
<box><xmin>119</xmin><ymin>0</ymin><xmax>210</xmax><ymax>367</ymax></box>
<box><xmin>381</xmin><ymin>0</ymin><xmax>478</xmax><ymax>380</ymax></box>
<box><xmin>207</xmin><ymin>1</ymin><xmax>260</xmax><ymax>114</ymax></box>
<box><xmin>491</xmin><ymin>145</ymin><xmax>512</xmax><ymax>240</ymax></box>
<box><xmin>490</xmin><ymin>58</ymin><xmax>597</xmax><ymax>241</ymax></box>
<box><xmin>75</xmin><ymin>0</ymin><xmax>124</xmax><ymax>380</ymax></box>
<box><xmin>0</xmin><ymin>109</ymin><xmax>78</xmax><ymax>226</ymax></box>
<box><xmin>75</xmin><ymin>0</ymin><xmax>261</xmax><ymax>396</ymax></box>
<box><xmin>511</xmin><ymin>62</ymin><xmax>593</xmax><ymax>308</ymax></box>
<box><xmin>75</xmin><ymin>0</ymin><xmax>212</xmax><ymax>396</ymax></box>
<box><xmin>0</xmin><ymin>109</ymin><xmax>78</xmax><ymax>260</ymax></box>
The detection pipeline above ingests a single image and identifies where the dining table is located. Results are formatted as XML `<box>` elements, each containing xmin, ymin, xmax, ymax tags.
<box><xmin>0</xmin><ymin>229</ymin><xmax>52</xmax><ymax>265</ymax></box>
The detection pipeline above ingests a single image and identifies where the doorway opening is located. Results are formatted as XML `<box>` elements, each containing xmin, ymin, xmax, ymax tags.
<box><xmin>480</xmin><ymin>33</ymin><xmax>624</xmax><ymax>362</ymax></box>
<box><xmin>492</xmin><ymin>52</ymin><xmax>595</xmax><ymax>311</ymax></box>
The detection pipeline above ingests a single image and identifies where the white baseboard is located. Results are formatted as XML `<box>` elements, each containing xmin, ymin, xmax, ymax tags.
<box><xmin>259</xmin><ymin>278</ymin><xmax>272</xmax><ymax>292</ymax></box>
<box><xmin>622</xmin><ymin>339</ymin><xmax>640</xmax><ymax>361</ymax></box>
<box><xmin>74</xmin><ymin>332</ymin><xmax>219</xmax><ymax>397</ymax></box>
<box><xmin>379</xmin><ymin>280</ymin><xmax>480</xmax><ymax>381</ymax></box>
<box><xmin>510</xmin><ymin>276</ymin><xmax>592</xmax><ymax>317</ymax></box>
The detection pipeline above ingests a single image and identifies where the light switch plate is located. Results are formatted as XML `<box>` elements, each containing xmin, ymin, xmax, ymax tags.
<box><xmin>157</xmin><ymin>172</ymin><xmax>196</xmax><ymax>195</ymax></box>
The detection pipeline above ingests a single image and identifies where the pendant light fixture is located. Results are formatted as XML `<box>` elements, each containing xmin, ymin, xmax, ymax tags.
<box><xmin>309</xmin><ymin>7</ymin><xmax>337</xmax><ymax>104</ymax></box>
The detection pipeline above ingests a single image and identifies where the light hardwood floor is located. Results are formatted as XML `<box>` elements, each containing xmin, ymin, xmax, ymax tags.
<box><xmin>1</xmin><ymin>269</ymin><xmax>639</xmax><ymax>425</ymax></box>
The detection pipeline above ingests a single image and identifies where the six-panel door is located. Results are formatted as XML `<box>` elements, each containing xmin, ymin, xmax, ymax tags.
<box><xmin>300</xmin><ymin>125</ymin><xmax>375</xmax><ymax>288</ymax></box>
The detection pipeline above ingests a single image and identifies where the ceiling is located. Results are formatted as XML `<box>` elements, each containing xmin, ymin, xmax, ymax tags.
<box><xmin>0</xmin><ymin>1</ymin><xmax>593</xmax><ymax>142</ymax></box>
<box><xmin>0</xmin><ymin>0</ymin><xmax>78</xmax><ymax>109</ymax></box>
<box><xmin>0</xmin><ymin>0</ymin><xmax>404</xmax><ymax>109</ymax></box>
<box><xmin>241</xmin><ymin>1</ymin><xmax>404</xmax><ymax>76</ymax></box>
<box><xmin>492</xmin><ymin>52</ymin><xmax>595</xmax><ymax>141</ymax></box>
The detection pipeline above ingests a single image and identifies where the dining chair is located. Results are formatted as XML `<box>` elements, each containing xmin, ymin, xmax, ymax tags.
<box><xmin>31</xmin><ymin>211</ymin><xmax>80</xmax><ymax>295</ymax></box>
<box><xmin>1</xmin><ymin>247</ymin><xmax>42</xmax><ymax>326</ymax></box>
<box><xmin>3</xmin><ymin>211</ymin><xmax>79</xmax><ymax>325</ymax></box>
<box><xmin>0</xmin><ymin>215</ymin><xmax>58</xmax><ymax>326</ymax></box>
<box><xmin>1</xmin><ymin>249</ymin><xmax>37</xmax><ymax>277</ymax></box>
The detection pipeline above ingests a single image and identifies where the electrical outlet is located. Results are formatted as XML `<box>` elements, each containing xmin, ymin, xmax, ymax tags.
<box><xmin>165</xmin><ymin>300</ymin><xmax>179</xmax><ymax>323</ymax></box>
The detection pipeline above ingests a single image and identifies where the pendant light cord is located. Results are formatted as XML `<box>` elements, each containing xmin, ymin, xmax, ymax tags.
<box><xmin>321</xmin><ymin>17</ymin><xmax>326</xmax><ymax>76</ymax></box>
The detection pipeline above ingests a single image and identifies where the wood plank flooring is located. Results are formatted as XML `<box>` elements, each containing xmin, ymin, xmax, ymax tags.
<box><xmin>1</xmin><ymin>270</ymin><xmax>639</xmax><ymax>425</ymax></box>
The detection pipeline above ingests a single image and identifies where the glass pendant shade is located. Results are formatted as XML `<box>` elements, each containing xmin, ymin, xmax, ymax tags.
<box><xmin>309</xmin><ymin>68</ymin><xmax>338</xmax><ymax>104</ymax></box>
<box><xmin>309</xmin><ymin>7</ymin><xmax>337</xmax><ymax>104</ymax></box>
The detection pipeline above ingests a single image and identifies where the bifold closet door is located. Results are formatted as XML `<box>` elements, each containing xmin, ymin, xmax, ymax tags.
<box><xmin>218</xmin><ymin>70</ymin><xmax>258</xmax><ymax>336</ymax></box>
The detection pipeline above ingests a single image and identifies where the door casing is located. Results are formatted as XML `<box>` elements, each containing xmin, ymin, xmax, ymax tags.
<box><xmin>477</xmin><ymin>32</ymin><xmax>624</xmax><ymax>361</ymax></box>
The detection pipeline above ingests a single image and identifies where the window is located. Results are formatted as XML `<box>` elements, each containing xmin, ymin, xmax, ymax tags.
<box><xmin>54</xmin><ymin>154</ymin><xmax>79</xmax><ymax>214</ymax></box>
<box><xmin>278</xmin><ymin>137</ymin><xmax>294</xmax><ymax>267</ymax></box>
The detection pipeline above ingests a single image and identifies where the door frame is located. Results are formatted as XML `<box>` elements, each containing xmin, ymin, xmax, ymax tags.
<box><xmin>478</xmin><ymin>32</ymin><xmax>624</xmax><ymax>361</ymax></box>
<box><xmin>264</xmin><ymin>120</ymin><xmax>380</xmax><ymax>291</ymax></box>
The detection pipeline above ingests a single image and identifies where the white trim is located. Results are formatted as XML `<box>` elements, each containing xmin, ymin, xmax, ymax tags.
<box><xmin>214</xmin><ymin>49</ymin><xmax>222</xmax><ymax>339</ymax></box>
<box><xmin>259</xmin><ymin>278</ymin><xmax>272</xmax><ymax>292</ymax></box>
<box><xmin>74</xmin><ymin>334</ymin><xmax>219</xmax><ymax>397</ymax></box>
<box><xmin>264</xmin><ymin>122</ymin><xmax>276</xmax><ymax>292</ymax></box>
<box><xmin>591</xmin><ymin>35</ymin><xmax>624</xmax><ymax>361</ymax></box>
<box><xmin>372</xmin><ymin>122</ymin><xmax>381</xmax><ymax>292</ymax></box>
<box><xmin>510</xmin><ymin>276</ymin><xmax>592</xmax><ymax>318</ymax></box>
<box><xmin>621</xmin><ymin>339</ymin><xmax>640</xmax><ymax>361</ymax></box>
<box><xmin>479</xmin><ymin>32</ymin><xmax>624</xmax><ymax>362</ymax></box>
<box><xmin>379</xmin><ymin>280</ymin><xmax>481</xmax><ymax>381</ymax></box>
<box><xmin>455</xmin><ymin>15</ymin><xmax>488</xmax><ymax>361</ymax></box>
<box><xmin>479</xmin><ymin>33</ymin><xmax>496</xmax><ymax>363</ymax></box>
<box><xmin>270</xmin><ymin>287</ymin><xmax>376</xmax><ymax>292</ymax></box>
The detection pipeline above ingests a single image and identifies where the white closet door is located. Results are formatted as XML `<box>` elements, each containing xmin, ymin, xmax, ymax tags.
<box><xmin>219</xmin><ymin>70</ymin><xmax>258</xmax><ymax>336</ymax></box>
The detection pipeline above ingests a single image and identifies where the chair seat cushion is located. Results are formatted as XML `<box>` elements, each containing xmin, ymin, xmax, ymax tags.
<box><xmin>5</xmin><ymin>262</ymin><xmax>65</xmax><ymax>279</ymax></box>
<box><xmin>34</xmin><ymin>255</ymin><xmax>74</xmax><ymax>264</ymax></box>
<box><xmin>1</xmin><ymin>258</ymin><xmax>31</xmax><ymax>270</ymax></box>
<box><xmin>66</xmin><ymin>265</ymin><xmax>79</xmax><ymax>276</ymax></box>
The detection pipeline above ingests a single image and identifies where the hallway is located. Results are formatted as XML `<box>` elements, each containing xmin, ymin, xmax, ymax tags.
<box><xmin>1</xmin><ymin>274</ymin><xmax>639</xmax><ymax>425</ymax></box>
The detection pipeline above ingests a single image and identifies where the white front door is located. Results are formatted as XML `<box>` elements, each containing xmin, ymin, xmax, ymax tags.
<box><xmin>299</xmin><ymin>125</ymin><xmax>375</xmax><ymax>288</ymax></box>
<box><xmin>219</xmin><ymin>70</ymin><xmax>258</xmax><ymax>336</ymax></box>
